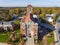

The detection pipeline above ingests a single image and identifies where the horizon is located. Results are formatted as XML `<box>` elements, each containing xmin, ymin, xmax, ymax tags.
<box><xmin>0</xmin><ymin>5</ymin><xmax>60</xmax><ymax>7</ymax></box>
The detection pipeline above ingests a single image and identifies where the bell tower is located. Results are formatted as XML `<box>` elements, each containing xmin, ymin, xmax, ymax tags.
<box><xmin>27</xmin><ymin>5</ymin><xmax>33</xmax><ymax>13</ymax></box>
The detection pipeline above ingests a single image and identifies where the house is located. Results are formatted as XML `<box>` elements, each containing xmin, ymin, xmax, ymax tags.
<box><xmin>46</xmin><ymin>14</ymin><xmax>54</xmax><ymax>22</ymax></box>
<box><xmin>0</xmin><ymin>21</ymin><xmax>14</xmax><ymax>31</ymax></box>
<box><xmin>12</xmin><ymin>14</ymin><xmax>18</xmax><ymax>20</ymax></box>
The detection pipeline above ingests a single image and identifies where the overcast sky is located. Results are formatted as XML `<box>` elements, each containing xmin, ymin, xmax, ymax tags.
<box><xmin>0</xmin><ymin>0</ymin><xmax>60</xmax><ymax>7</ymax></box>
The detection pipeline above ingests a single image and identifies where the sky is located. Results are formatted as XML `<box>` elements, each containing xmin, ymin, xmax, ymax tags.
<box><xmin>0</xmin><ymin>0</ymin><xmax>60</xmax><ymax>7</ymax></box>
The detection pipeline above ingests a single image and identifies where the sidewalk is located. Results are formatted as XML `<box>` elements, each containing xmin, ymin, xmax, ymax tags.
<box><xmin>0</xmin><ymin>43</ymin><xmax>8</xmax><ymax>45</ymax></box>
<box><xmin>53</xmin><ymin>24</ymin><xmax>59</xmax><ymax>45</ymax></box>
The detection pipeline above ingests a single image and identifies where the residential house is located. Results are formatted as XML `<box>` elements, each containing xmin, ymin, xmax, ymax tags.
<box><xmin>0</xmin><ymin>21</ymin><xmax>14</xmax><ymax>31</ymax></box>
<box><xmin>46</xmin><ymin>14</ymin><xmax>54</xmax><ymax>22</ymax></box>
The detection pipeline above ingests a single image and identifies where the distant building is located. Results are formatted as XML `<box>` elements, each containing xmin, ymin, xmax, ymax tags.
<box><xmin>0</xmin><ymin>21</ymin><xmax>14</xmax><ymax>31</ymax></box>
<box><xmin>12</xmin><ymin>14</ymin><xmax>17</xmax><ymax>20</ymax></box>
<box><xmin>46</xmin><ymin>14</ymin><xmax>54</xmax><ymax>22</ymax></box>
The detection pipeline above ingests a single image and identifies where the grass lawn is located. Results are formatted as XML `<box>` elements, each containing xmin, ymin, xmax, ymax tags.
<box><xmin>39</xmin><ymin>41</ymin><xmax>43</xmax><ymax>45</ymax></box>
<box><xmin>16</xmin><ymin>29</ymin><xmax>20</xmax><ymax>33</ymax></box>
<box><xmin>14</xmin><ymin>20</ymin><xmax>20</xmax><ymax>25</ymax></box>
<box><xmin>46</xmin><ymin>32</ymin><xmax>54</xmax><ymax>45</ymax></box>
<box><xmin>38</xmin><ymin>40</ymin><xmax>43</xmax><ymax>45</ymax></box>
<box><xmin>0</xmin><ymin>32</ymin><xmax>10</xmax><ymax>43</ymax></box>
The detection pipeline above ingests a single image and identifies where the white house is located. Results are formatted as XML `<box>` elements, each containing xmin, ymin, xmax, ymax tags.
<box><xmin>0</xmin><ymin>21</ymin><xmax>13</xmax><ymax>30</ymax></box>
<box><xmin>33</xmin><ymin>15</ymin><xmax>38</xmax><ymax>18</ymax></box>
<box><xmin>46</xmin><ymin>14</ymin><xmax>54</xmax><ymax>22</ymax></box>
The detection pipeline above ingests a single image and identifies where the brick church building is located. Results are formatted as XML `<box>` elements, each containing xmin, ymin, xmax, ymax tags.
<box><xmin>20</xmin><ymin>5</ymin><xmax>38</xmax><ymax>39</ymax></box>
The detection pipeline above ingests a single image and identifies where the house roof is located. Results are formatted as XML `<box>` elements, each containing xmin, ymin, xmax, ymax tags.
<box><xmin>0</xmin><ymin>21</ymin><xmax>12</xmax><ymax>27</ymax></box>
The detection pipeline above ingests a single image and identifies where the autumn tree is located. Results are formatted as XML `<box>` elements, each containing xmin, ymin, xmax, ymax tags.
<box><xmin>40</xmin><ymin>13</ymin><xmax>45</xmax><ymax>19</ymax></box>
<box><xmin>6</xmin><ymin>15</ymin><xmax>11</xmax><ymax>21</ymax></box>
<box><xmin>33</xmin><ymin>8</ymin><xmax>41</xmax><ymax>14</ymax></box>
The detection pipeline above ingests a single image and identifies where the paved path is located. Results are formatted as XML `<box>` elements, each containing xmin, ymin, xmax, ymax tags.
<box><xmin>53</xmin><ymin>24</ymin><xmax>59</xmax><ymax>45</ymax></box>
<box><xmin>0</xmin><ymin>43</ymin><xmax>8</xmax><ymax>45</ymax></box>
<box><xmin>56</xmin><ymin>22</ymin><xmax>60</xmax><ymax>45</ymax></box>
<box><xmin>54</xmin><ymin>16</ymin><xmax>60</xmax><ymax>45</ymax></box>
<box><xmin>26</xmin><ymin>23</ymin><xmax>34</xmax><ymax>45</ymax></box>
<box><xmin>26</xmin><ymin>36</ymin><xmax>34</xmax><ymax>45</ymax></box>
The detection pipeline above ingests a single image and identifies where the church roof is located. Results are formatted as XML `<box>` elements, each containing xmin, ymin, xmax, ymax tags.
<box><xmin>22</xmin><ymin>13</ymin><xmax>31</xmax><ymax>22</ymax></box>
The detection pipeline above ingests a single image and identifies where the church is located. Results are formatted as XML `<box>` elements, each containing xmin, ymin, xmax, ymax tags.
<box><xmin>20</xmin><ymin>5</ymin><xmax>38</xmax><ymax>39</ymax></box>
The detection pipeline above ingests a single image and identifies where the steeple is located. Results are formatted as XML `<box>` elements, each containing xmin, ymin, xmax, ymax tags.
<box><xmin>21</xmin><ymin>5</ymin><xmax>33</xmax><ymax>22</ymax></box>
<box><xmin>27</xmin><ymin>5</ymin><xmax>33</xmax><ymax>13</ymax></box>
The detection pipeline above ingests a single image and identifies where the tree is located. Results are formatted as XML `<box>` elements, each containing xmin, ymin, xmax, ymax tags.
<box><xmin>33</xmin><ymin>8</ymin><xmax>41</xmax><ymax>14</ymax></box>
<box><xmin>40</xmin><ymin>14</ymin><xmax>45</xmax><ymax>19</ymax></box>
<box><xmin>13</xmin><ymin>8</ymin><xmax>19</xmax><ymax>15</ymax></box>
<box><xmin>9</xmin><ymin>8</ymin><xmax>14</xmax><ymax>16</ymax></box>
<box><xmin>0</xmin><ymin>16</ymin><xmax>3</xmax><ymax>21</ymax></box>
<box><xmin>6</xmin><ymin>15</ymin><xmax>11</xmax><ymax>21</ymax></box>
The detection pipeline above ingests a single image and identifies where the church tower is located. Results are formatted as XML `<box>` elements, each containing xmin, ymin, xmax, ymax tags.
<box><xmin>20</xmin><ymin>5</ymin><xmax>38</xmax><ymax>39</ymax></box>
<box><xmin>27</xmin><ymin>5</ymin><xmax>33</xmax><ymax>13</ymax></box>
